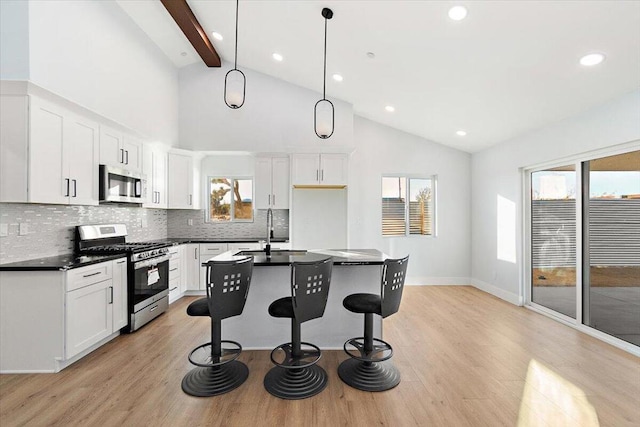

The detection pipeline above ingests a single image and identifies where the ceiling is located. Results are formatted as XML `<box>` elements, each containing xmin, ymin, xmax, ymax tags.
<box><xmin>117</xmin><ymin>0</ymin><xmax>640</xmax><ymax>153</ymax></box>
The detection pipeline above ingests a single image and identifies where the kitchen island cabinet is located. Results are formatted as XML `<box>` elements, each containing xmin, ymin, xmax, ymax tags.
<box><xmin>203</xmin><ymin>249</ymin><xmax>386</xmax><ymax>349</ymax></box>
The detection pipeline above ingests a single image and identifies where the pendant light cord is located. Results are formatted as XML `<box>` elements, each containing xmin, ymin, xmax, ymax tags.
<box><xmin>234</xmin><ymin>0</ymin><xmax>239</xmax><ymax>69</ymax></box>
<box><xmin>323</xmin><ymin>16</ymin><xmax>327</xmax><ymax>100</ymax></box>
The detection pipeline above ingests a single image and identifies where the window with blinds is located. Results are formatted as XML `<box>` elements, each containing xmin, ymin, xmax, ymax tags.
<box><xmin>382</xmin><ymin>176</ymin><xmax>435</xmax><ymax>236</ymax></box>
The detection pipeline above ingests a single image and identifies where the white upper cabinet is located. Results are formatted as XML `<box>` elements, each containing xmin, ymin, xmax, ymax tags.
<box><xmin>255</xmin><ymin>156</ymin><xmax>290</xmax><ymax>209</ymax></box>
<box><xmin>142</xmin><ymin>144</ymin><xmax>168</xmax><ymax>209</ymax></box>
<box><xmin>168</xmin><ymin>151</ymin><xmax>200</xmax><ymax>209</ymax></box>
<box><xmin>99</xmin><ymin>126</ymin><xmax>142</xmax><ymax>173</ymax></box>
<box><xmin>291</xmin><ymin>153</ymin><xmax>348</xmax><ymax>186</ymax></box>
<box><xmin>0</xmin><ymin>95</ymin><xmax>99</xmax><ymax>205</ymax></box>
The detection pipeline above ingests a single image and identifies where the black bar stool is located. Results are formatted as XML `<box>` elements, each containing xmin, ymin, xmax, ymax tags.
<box><xmin>264</xmin><ymin>258</ymin><xmax>333</xmax><ymax>400</ymax></box>
<box><xmin>338</xmin><ymin>255</ymin><xmax>409</xmax><ymax>392</ymax></box>
<box><xmin>182</xmin><ymin>256</ymin><xmax>254</xmax><ymax>397</ymax></box>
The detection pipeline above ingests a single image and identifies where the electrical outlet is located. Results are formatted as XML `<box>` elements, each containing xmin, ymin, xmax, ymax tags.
<box><xmin>187</xmin><ymin>219</ymin><xmax>194</xmax><ymax>226</ymax></box>
<box><xmin>19</xmin><ymin>223</ymin><xmax>28</xmax><ymax>236</ymax></box>
<box><xmin>140</xmin><ymin>218</ymin><xmax>148</xmax><ymax>228</ymax></box>
<box><xmin>0</xmin><ymin>224</ymin><xmax>8</xmax><ymax>237</ymax></box>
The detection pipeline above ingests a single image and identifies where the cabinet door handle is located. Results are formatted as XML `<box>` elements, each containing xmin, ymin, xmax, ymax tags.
<box><xmin>64</xmin><ymin>178</ymin><xmax>70</xmax><ymax>197</ymax></box>
<box><xmin>120</xmin><ymin>148</ymin><xmax>124</xmax><ymax>164</ymax></box>
<box><xmin>125</xmin><ymin>150</ymin><xmax>129</xmax><ymax>165</ymax></box>
<box><xmin>268</xmin><ymin>194</ymin><xmax>270</xmax><ymax>205</ymax></box>
<box><xmin>195</xmin><ymin>248</ymin><xmax>198</xmax><ymax>259</ymax></box>
<box><xmin>189</xmin><ymin>194</ymin><xmax>192</xmax><ymax>206</ymax></box>
<box><xmin>272</xmin><ymin>194</ymin><xmax>276</xmax><ymax>205</ymax></box>
<box><xmin>321</xmin><ymin>170</ymin><xmax>324</xmax><ymax>181</ymax></box>
<box><xmin>316</xmin><ymin>170</ymin><xmax>319</xmax><ymax>181</ymax></box>
<box><xmin>72</xmin><ymin>179</ymin><xmax>77</xmax><ymax>197</ymax></box>
<box><xmin>108</xmin><ymin>286</ymin><xmax>113</xmax><ymax>304</ymax></box>
<box><xmin>83</xmin><ymin>271</ymin><xmax>101</xmax><ymax>278</ymax></box>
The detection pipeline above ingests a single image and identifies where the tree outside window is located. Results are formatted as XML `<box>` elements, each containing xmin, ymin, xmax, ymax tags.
<box><xmin>209</xmin><ymin>177</ymin><xmax>253</xmax><ymax>222</ymax></box>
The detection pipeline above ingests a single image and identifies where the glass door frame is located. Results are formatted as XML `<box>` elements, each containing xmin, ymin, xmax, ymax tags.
<box><xmin>522</xmin><ymin>140</ymin><xmax>640</xmax><ymax>356</ymax></box>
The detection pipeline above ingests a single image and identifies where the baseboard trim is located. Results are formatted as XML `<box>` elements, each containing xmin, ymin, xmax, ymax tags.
<box><xmin>470</xmin><ymin>278</ymin><xmax>523</xmax><ymax>306</ymax></box>
<box><xmin>406</xmin><ymin>277</ymin><xmax>470</xmax><ymax>286</ymax></box>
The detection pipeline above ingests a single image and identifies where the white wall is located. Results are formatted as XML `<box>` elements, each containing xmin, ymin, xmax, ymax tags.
<box><xmin>178</xmin><ymin>62</ymin><xmax>354</xmax><ymax>152</ymax></box>
<box><xmin>471</xmin><ymin>90</ymin><xmax>640</xmax><ymax>304</ymax></box>
<box><xmin>0</xmin><ymin>1</ymin><xmax>29</xmax><ymax>80</ymax></box>
<box><xmin>23</xmin><ymin>0</ymin><xmax>179</xmax><ymax>145</ymax></box>
<box><xmin>350</xmin><ymin>117</ymin><xmax>472</xmax><ymax>285</ymax></box>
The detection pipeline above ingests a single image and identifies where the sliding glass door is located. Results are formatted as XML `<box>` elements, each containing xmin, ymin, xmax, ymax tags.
<box><xmin>530</xmin><ymin>166</ymin><xmax>577</xmax><ymax>318</ymax></box>
<box><xmin>583</xmin><ymin>151</ymin><xmax>640</xmax><ymax>345</ymax></box>
<box><xmin>528</xmin><ymin>149</ymin><xmax>640</xmax><ymax>348</ymax></box>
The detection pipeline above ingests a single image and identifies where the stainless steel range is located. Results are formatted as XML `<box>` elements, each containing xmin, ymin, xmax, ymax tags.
<box><xmin>75</xmin><ymin>224</ymin><xmax>171</xmax><ymax>332</ymax></box>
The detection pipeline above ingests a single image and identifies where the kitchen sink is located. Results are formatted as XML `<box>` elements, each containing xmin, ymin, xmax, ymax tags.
<box><xmin>236</xmin><ymin>250</ymin><xmax>308</xmax><ymax>257</ymax></box>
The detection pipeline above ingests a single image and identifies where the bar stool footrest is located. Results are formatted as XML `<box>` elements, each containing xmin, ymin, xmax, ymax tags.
<box><xmin>270</xmin><ymin>341</ymin><xmax>322</xmax><ymax>369</ymax></box>
<box><xmin>337</xmin><ymin>358</ymin><xmax>400</xmax><ymax>392</ymax></box>
<box><xmin>264</xmin><ymin>365</ymin><xmax>328</xmax><ymax>399</ymax></box>
<box><xmin>343</xmin><ymin>337</ymin><xmax>393</xmax><ymax>362</ymax></box>
<box><xmin>181</xmin><ymin>361</ymin><xmax>249</xmax><ymax>397</ymax></box>
<box><xmin>188</xmin><ymin>340</ymin><xmax>243</xmax><ymax>368</ymax></box>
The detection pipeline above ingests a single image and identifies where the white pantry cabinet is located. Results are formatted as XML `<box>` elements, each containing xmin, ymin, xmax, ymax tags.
<box><xmin>99</xmin><ymin>126</ymin><xmax>142</xmax><ymax>173</ymax></box>
<box><xmin>291</xmin><ymin>153</ymin><xmax>348</xmax><ymax>186</ymax></box>
<box><xmin>0</xmin><ymin>95</ymin><xmax>99</xmax><ymax>205</ymax></box>
<box><xmin>142</xmin><ymin>144</ymin><xmax>168</xmax><ymax>208</ymax></box>
<box><xmin>255</xmin><ymin>156</ymin><xmax>290</xmax><ymax>209</ymax></box>
<box><xmin>168</xmin><ymin>151</ymin><xmax>201</xmax><ymax>209</ymax></box>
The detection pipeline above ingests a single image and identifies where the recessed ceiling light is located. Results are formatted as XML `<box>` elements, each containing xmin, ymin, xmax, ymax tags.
<box><xmin>332</xmin><ymin>74</ymin><xmax>343</xmax><ymax>82</ymax></box>
<box><xmin>579</xmin><ymin>53</ymin><xmax>605</xmax><ymax>66</ymax></box>
<box><xmin>272</xmin><ymin>53</ymin><xmax>283</xmax><ymax>62</ymax></box>
<box><xmin>448</xmin><ymin>6</ymin><xmax>468</xmax><ymax>21</ymax></box>
<box><xmin>366</xmin><ymin>52</ymin><xmax>376</xmax><ymax>59</ymax></box>
<box><xmin>180</xmin><ymin>52</ymin><xmax>187</xmax><ymax>57</ymax></box>
<box><xmin>211</xmin><ymin>31</ymin><xmax>223</xmax><ymax>41</ymax></box>
<box><xmin>385</xmin><ymin>105</ymin><xmax>395</xmax><ymax>112</ymax></box>
<box><xmin>456</xmin><ymin>130</ymin><xmax>467</xmax><ymax>136</ymax></box>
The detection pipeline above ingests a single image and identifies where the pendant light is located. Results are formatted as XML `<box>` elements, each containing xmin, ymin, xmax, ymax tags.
<box><xmin>314</xmin><ymin>8</ymin><xmax>334</xmax><ymax>139</ymax></box>
<box><xmin>224</xmin><ymin>0</ymin><xmax>245</xmax><ymax>108</ymax></box>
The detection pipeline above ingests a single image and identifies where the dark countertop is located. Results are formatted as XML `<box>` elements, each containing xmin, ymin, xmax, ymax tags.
<box><xmin>0</xmin><ymin>253</ymin><xmax>127</xmax><ymax>271</ymax></box>
<box><xmin>153</xmin><ymin>237</ymin><xmax>289</xmax><ymax>245</ymax></box>
<box><xmin>207</xmin><ymin>249</ymin><xmax>387</xmax><ymax>266</ymax></box>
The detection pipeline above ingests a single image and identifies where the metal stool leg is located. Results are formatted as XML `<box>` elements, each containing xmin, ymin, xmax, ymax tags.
<box><xmin>264</xmin><ymin>319</ymin><xmax>328</xmax><ymax>399</ymax></box>
<box><xmin>182</xmin><ymin>319</ymin><xmax>249</xmax><ymax>397</ymax></box>
<box><xmin>338</xmin><ymin>313</ymin><xmax>400</xmax><ymax>391</ymax></box>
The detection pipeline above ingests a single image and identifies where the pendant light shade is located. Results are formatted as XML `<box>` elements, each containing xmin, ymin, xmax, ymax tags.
<box><xmin>315</xmin><ymin>8</ymin><xmax>334</xmax><ymax>139</ymax></box>
<box><xmin>224</xmin><ymin>0</ymin><xmax>245</xmax><ymax>109</ymax></box>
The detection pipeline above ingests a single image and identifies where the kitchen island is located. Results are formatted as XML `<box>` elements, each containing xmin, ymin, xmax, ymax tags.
<box><xmin>205</xmin><ymin>249</ymin><xmax>387</xmax><ymax>349</ymax></box>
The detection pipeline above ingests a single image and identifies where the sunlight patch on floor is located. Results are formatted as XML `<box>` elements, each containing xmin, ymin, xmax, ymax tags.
<box><xmin>518</xmin><ymin>359</ymin><xmax>599</xmax><ymax>426</ymax></box>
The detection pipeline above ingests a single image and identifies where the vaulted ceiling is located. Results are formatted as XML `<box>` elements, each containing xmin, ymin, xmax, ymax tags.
<box><xmin>117</xmin><ymin>1</ymin><xmax>640</xmax><ymax>153</ymax></box>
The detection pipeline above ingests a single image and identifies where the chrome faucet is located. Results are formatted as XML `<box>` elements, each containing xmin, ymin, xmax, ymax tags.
<box><xmin>266</xmin><ymin>208</ymin><xmax>274</xmax><ymax>256</ymax></box>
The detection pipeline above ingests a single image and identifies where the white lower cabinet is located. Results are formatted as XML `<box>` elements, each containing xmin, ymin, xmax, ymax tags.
<box><xmin>198</xmin><ymin>243</ymin><xmax>228</xmax><ymax>290</ymax></box>
<box><xmin>227</xmin><ymin>242</ymin><xmax>261</xmax><ymax>252</ymax></box>
<box><xmin>168</xmin><ymin>245</ymin><xmax>185</xmax><ymax>303</ymax></box>
<box><xmin>185</xmin><ymin>244</ymin><xmax>201</xmax><ymax>291</ymax></box>
<box><xmin>65</xmin><ymin>258</ymin><xmax>128</xmax><ymax>360</ymax></box>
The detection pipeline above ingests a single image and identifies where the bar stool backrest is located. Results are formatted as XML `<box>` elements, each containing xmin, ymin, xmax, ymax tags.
<box><xmin>205</xmin><ymin>257</ymin><xmax>254</xmax><ymax>321</ymax></box>
<box><xmin>291</xmin><ymin>258</ymin><xmax>333</xmax><ymax>324</ymax></box>
<box><xmin>380</xmin><ymin>255</ymin><xmax>410</xmax><ymax>318</ymax></box>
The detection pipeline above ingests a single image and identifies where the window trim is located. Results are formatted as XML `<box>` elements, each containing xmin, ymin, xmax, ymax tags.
<box><xmin>381</xmin><ymin>174</ymin><xmax>437</xmax><ymax>237</ymax></box>
<box><xmin>206</xmin><ymin>175</ymin><xmax>254</xmax><ymax>223</ymax></box>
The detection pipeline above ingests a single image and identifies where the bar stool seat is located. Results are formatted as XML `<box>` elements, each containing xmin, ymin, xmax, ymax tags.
<box><xmin>181</xmin><ymin>257</ymin><xmax>254</xmax><ymax>397</ymax></box>
<box><xmin>338</xmin><ymin>256</ymin><xmax>409</xmax><ymax>392</ymax></box>
<box><xmin>264</xmin><ymin>258</ymin><xmax>333</xmax><ymax>400</ymax></box>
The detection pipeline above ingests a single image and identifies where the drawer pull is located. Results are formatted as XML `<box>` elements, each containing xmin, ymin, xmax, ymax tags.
<box><xmin>116</xmin><ymin>260</ymin><xmax>126</xmax><ymax>264</ymax></box>
<box><xmin>149</xmin><ymin>305</ymin><xmax>159</xmax><ymax>312</ymax></box>
<box><xmin>83</xmin><ymin>272</ymin><xmax>102</xmax><ymax>278</ymax></box>
<box><xmin>170</xmin><ymin>268</ymin><xmax>178</xmax><ymax>272</ymax></box>
<box><xmin>170</xmin><ymin>287</ymin><xmax>178</xmax><ymax>292</ymax></box>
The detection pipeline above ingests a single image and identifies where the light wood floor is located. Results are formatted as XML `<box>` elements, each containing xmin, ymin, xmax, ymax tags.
<box><xmin>1</xmin><ymin>286</ymin><xmax>639</xmax><ymax>426</ymax></box>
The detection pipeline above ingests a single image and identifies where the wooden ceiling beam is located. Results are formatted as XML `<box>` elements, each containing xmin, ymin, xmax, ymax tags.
<box><xmin>160</xmin><ymin>0</ymin><xmax>221</xmax><ymax>67</ymax></box>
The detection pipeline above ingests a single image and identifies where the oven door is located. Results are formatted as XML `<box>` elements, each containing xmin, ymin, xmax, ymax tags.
<box><xmin>133</xmin><ymin>255</ymin><xmax>170</xmax><ymax>312</ymax></box>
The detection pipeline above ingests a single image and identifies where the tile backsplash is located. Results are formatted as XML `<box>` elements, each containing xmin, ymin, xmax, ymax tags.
<box><xmin>168</xmin><ymin>209</ymin><xmax>289</xmax><ymax>240</ymax></box>
<box><xmin>0</xmin><ymin>203</ymin><xmax>167</xmax><ymax>263</ymax></box>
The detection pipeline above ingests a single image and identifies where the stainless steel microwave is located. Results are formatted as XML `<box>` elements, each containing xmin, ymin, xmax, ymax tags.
<box><xmin>99</xmin><ymin>165</ymin><xmax>144</xmax><ymax>204</ymax></box>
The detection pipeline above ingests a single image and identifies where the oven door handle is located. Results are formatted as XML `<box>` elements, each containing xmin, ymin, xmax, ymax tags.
<box><xmin>134</xmin><ymin>254</ymin><xmax>171</xmax><ymax>270</ymax></box>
